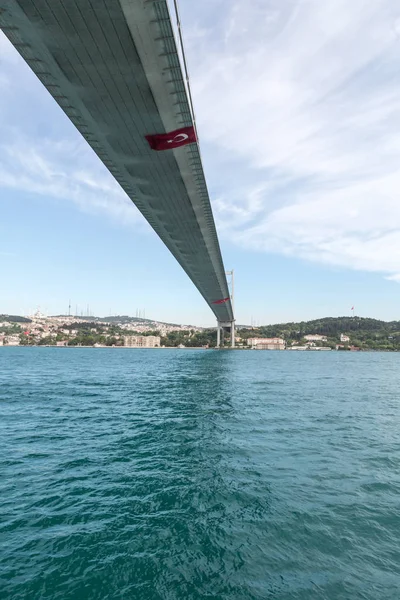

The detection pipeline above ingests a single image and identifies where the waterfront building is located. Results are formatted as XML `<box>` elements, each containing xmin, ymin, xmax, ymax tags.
<box><xmin>340</xmin><ymin>334</ymin><xmax>350</xmax><ymax>343</ymax></box>
<box><xmin>4</xmin><ymin>336</ymin><xmax>20</xmax><ymax>346</ymax></box>
<box><xmin>309</xmin><ymin>347</ymin><xmax>332</xmax><ymax>351</ymax></box>
<box><xmin>247</xmin><ymin>337</ymin><xmax>285</xmax><ymax>350</ymax></box>
<box><xmin>304</xmin><ymin>334</ymin><xmax>328</xmax><ymax>342</ymax></box>
<box><xmin>124</xmin><ymin>335</ymin><xmax>161</xmax><ymax>348</ymax></box>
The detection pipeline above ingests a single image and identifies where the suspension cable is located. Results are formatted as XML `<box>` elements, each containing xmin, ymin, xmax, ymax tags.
<box><xmin>172</xmin><ymin>0</ymin><xmax>199</xmax><ymax>143</ymax></box>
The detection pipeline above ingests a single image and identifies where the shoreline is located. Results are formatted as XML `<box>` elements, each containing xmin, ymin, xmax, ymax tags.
<box><xmin>1</xmin><ymin>346</ymin><xmax>398</xmax><ymax>352</ymax></box>
<box><xmin>0</xmin><ymin>345</ymin><xmax>207</xmax><ymax>350</ymax></box>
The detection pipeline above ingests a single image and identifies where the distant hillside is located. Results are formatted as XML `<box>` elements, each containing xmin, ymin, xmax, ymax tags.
<box><xmin>51</xmin><ymin>315</ymin><xmax>185</xmax><ymax>327</ymax></box>
<box><xmin>239</xmin><ymin>316</ymin><xmax>400</xmax><ymax>350</ymax></box>
<box><xmin>98</xmin><ymin>315</ymin><xmax>182</xmax><ymax>326</ymax></box>
<box><xmin>245</xmin><ymin>316</ymin><xmax>399</xmax><ymax>336</ymax></box>
<box><xmin>0</xmin><ymin>314</ymin><xmax>32</xmax><ymax>323</ymax></box>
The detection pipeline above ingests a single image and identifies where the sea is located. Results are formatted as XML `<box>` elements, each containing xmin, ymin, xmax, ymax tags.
<box><xmin>1</xmin><ymin>347</ymin><xmax>399</xmax><ymax>599</ymax></box>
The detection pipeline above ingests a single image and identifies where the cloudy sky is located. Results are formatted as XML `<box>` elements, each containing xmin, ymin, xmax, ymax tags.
<box><xmin>1</xmin><ymin>0</ymin><xmax>400</xmax><ymax>325</ymax></box>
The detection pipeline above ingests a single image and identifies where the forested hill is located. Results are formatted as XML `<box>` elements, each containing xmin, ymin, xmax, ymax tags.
<box><xmin>238</xmin><ymin>316</ymin><xmax>400</xmax><ymax>350</ymax></box>
<box><xmin>248</xmin><ymin>317</ymin><xmax>400</xmax><ymax>337</ymax></box>
<box><xmin>0</xmin><ymin>314</ymin><xmax>31</xmax><ymax>323</ymax></box>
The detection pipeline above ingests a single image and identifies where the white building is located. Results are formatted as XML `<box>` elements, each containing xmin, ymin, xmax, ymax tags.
<box><xmin>304</xmin><ymin>334</ymin><xmax>328</xmax><ymax>342</ymax></box>
<box><xmin>5</xmin><ymin>335</ymin><xmax>20</xmax><ymax>346</ymax></box>
<box><xmin>124</xmin><ymin>335</ymin><xmax>161</xmax><ymax>348</ymax></box>
<box><xmin>340</xmin><ymin>334</ymin><xmax>350</xmax><ymax>343</ymax></box>
<box><xmin>308</xmin><ymin>346</ymin><xmax>332</xmax><ymax>351</ymax></box>
<box><xmin>247</xmin><ymin>337</ymin><xmax>285</xmax><ymax>350</ymax></box>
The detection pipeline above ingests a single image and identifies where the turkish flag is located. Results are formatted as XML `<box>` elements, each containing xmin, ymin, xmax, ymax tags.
<box><xmin>145</xmin><ymin>126</ymin><xmax>196</xmax><ymax>151</ymax></box>
<box><xmin>212</xmin><ymin>297</ymin><xmax>230</xmax><ymax>304</ymax></box>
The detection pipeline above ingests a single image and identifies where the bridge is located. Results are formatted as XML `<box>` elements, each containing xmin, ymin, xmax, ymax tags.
<box><xmin>0</xmin><ymin>0</ymin><xmax>235</xmax><ymax>347</ymax></box>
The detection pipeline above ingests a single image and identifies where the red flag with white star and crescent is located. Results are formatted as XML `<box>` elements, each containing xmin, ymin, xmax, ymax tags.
<box><xmin>212</xmin><ymin>297</ymin><xmax>230</xmax><ymax>305</ymax></box>
<box><xmin>145</xmin><ymin>126</ymin><xmax>196</xmax><ymax>151</ymax></box>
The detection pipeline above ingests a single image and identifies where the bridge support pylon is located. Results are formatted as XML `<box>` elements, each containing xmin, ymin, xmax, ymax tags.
<box><xmin>216</xmin><ymin>321</ymin><xmax>235</xmax><ymax>349</ymax></box>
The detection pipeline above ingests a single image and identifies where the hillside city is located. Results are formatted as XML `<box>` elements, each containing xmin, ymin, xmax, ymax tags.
<box><xmin>1</xmin><ymin>312</ymin><xmax>400</xmax><ymax>351</ymax></box>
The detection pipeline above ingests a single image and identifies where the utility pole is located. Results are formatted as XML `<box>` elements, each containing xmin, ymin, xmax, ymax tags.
<box><xmin>228</xmin><ymin>269</ymin><xmax>235</xmax><ymax>348</ymax></box>
<box><xmin>226</xmin><ymin>270</ymin><xmax>235</xmax><ymax>309</ymax></box>
<box><xmin>230</xmin><ymin>270</ymin><xmax>235</xmax><ymax>314</ymax></box>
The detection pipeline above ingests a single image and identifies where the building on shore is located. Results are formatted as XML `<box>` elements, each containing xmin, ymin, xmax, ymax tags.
<box><xmin>124</xmin><ymin>335</ymin><xmax>161</xmax><ymax>348</ymax></box>
<box><xmin>308</xmin><ymin>346</ymin><xmax>331</xmax><ymax>351</ymax></box>
<box><xmin>288</xmin><ymin>345</ymin><xmax>331</xmax><ymax>351</ymax></box>
<box><xmin>247</xmin><ymin>337</ymin><xmax>285</xmax><ymax>350</ymax></box>
<box><xmin>4</xmin><ymin>336</ymin><xmax>20</xmax><ymax>346</ymax></box>
<box><xmin>340</xmin><ymin>334</ymin><xmax>350</xmax><ymax>343</ymax></box>
<box><xmin>304</xmin><ymin>334</ymin><xmax>328</xmax><ymax>342</ymax></box>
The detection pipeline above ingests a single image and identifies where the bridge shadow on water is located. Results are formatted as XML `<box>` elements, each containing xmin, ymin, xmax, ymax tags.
<box><xmin>1</xmin><ymin>348</ymin><xmax>278</xmax><ymax>600</ymax></box>
<box><xmin>102</xmin><ymin>349</ymin><xmax>275</xmax><ymax>600</ymax></box>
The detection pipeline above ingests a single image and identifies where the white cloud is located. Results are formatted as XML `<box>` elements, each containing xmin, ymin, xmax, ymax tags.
<box><xmin>184</xmin><ymin>0</ymin><xmax>400</xmax><ymax>280</ymax></box>
<box><xmin>0</xmin><ymin>32</ymin><xmax>140</xmax><ymax>226</ymax></box>
<box><xmin>3</xmin><ymin>4</ymin><xmax>400</xmax><ymax>282</ymax></box>
<box><xmin>386</xmin><ymin>274</ymin><xmax>400</xmax><ymax>283</ymax></box>
<box><xmin>0</xmin><ymin>136</ymin><xmax>140</xmax><ymax>224</ymax></box>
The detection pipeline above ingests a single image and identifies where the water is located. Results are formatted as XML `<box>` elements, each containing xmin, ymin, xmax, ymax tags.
<box><xmin>1</xmin><ymin>348</ymin><xmax>399</xmax><ymax>599</ymax></box>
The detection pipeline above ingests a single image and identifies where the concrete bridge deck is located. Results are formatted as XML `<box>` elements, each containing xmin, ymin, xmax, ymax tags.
<box><xmin>0</xmin><ymin>0</ymin><xmax>234</xmax><ymax>327</ymax></box>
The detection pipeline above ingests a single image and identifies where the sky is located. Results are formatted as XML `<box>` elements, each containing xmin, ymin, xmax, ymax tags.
<box><xmin>2</xmin><ymin>0</ymin><xmax>400</xmax><ymax>326</ymax></box>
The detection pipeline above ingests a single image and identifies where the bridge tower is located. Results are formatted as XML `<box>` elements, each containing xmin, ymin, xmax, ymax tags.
<box><xmin>216</xmin><ymin>270</ymin><xmax>235</xmax><ymax>349</ymax></box>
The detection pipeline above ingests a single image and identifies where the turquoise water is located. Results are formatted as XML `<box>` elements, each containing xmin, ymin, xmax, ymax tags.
<box><xmin>1</xmin><ymin>348</ymin><xmax>399</xmax><ymax>599</ymax></box>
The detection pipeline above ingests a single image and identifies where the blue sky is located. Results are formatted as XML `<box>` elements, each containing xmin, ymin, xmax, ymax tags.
<box><xmin>2</xmin><ymin>0</ymin><xmax>400</xmax><ymax>326</ymax></box>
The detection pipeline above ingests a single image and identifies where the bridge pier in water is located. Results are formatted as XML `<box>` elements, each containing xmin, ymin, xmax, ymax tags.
<box><xmin>216</xmin><ymin>321</ymin><xmax>235</xmax><ymax>349</ymax></box>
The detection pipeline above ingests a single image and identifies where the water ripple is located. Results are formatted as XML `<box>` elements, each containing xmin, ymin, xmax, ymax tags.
<box><xmin>1</xmin><ymin>348</ymin><xmax>400</xmax><ymax>599</ymax></box>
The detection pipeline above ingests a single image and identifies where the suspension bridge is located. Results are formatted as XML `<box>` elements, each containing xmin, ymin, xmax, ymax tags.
<box><xmin>0</xmin><ymin>0</ymin><xmax>235</xmax><ymax>346</ymax></box>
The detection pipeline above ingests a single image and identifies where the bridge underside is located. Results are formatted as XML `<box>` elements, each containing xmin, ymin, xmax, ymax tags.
<box><xmin>0</xmin><ymin>0</ymin><xmax>234</xmax><ymax>324</ymax></box>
